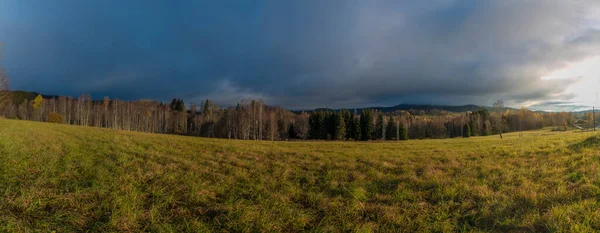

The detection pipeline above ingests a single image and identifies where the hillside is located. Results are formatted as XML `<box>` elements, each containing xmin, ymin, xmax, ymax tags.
<box><xmin>1</xmin><ymin>119</ymin><xmax>599</xmax><ymax>232</ymax></box>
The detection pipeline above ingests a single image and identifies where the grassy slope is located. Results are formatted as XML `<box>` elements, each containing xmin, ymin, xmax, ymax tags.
<box><xmin>1</xmin><ymin>119</ymin><xmax>600</xmax><ymax>232</ymax></box>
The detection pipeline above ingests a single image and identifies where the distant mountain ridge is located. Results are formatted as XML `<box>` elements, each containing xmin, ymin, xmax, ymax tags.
<box><xmin>2</xmin><ymin>90</ymin><xmax>528</xmax><ymax>114</ymax></box>
<box><xmin>300</xmin><ymin>104</ymin><xmax>518</xmax><ymax>114</ymax></box>
<box><xmin>376</xmin><ymin>104</ymin><xmax>486</xmax><ymax>113</ymax></box>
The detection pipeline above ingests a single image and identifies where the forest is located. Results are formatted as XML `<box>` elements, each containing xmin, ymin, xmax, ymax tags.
<box><xmin>0</xmin><ymin>91</ymin><xmax>582</xmax><ymax>141</ymax></box>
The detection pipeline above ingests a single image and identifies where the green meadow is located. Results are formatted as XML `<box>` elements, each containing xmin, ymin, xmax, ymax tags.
<box><xmin>1</xmin><ymin>119</ymin><xmax>599</xmax><ymax>232</ymax></box>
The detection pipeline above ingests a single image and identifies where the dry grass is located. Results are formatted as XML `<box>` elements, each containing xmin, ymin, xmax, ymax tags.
<box><xmin>1</xmin><ymin>119</ymin><xmax>600</xmax><ymax>232</ymax></box>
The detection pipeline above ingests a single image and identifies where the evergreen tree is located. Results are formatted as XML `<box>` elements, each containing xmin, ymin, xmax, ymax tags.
<box><xmin>482</xmin><ymin>120</ymin><xmax>492</xmax><ymax>136</ymax></box>
<box><xmin>342</xmin><ymin>109</ymin><xmax>353</xmax><ymax>139</ymax></box>
<box><xmin>178</xmin><ymin>100</ymin><xmax>185</xmax><ymax>112</ymax></box>
<box><xmin>308</xmin><ymin>112</ymin><xmax>317</xmax><ymax>139</ymax></box>
<box><xmin>170</xmin><ymin>99</ymin><xmax>178</xmax><ymax>110</ymax></box>
<box><xmin>318</xmin><ymin>111</ymin><xmax>325</xmax><ymax>139</ymax></box>
<box><xmin>360</xmin><ymin>109</ymin><xmax>374</xmax><ymax>141</ymax></box>
<box><xmin>202</xmin><ymin>99</ymin><xmax>213</xmax><ymax>115</ymax></box>
<box><xmin>399</xmin><ymin>122</ymin><xmax>408</xmax><ymax>140</ymax></box>
<box><xmin>463</xmin><ymin>123</ymin><xmax>471</xmax><ymax>138</ymax></box>
<box><xmin>375</xmin><ymin>111</ymin><xmax>385</xmax><ymax>140</ymax></box>
<box><xmin>326</xmin><ymin>110</ymin><xmax>336</xmax><ymax>140</ymax></box>
<box><xmin>170</xmin><ymin>98</ymin><xmax>186</xmax><ymax>112</ymax></box>
<box><xmin>288</xmin><ymin>123</ymin><xmax>299</xmax><ymax>139</ymax></box>
<box><xmin>386</xmin><ymin>118</ymin><xmax>396</xmax><ymax>140</ymax></box>
<box><xmin>350</xmin><ymin>115</ymin><xmax>361</xmax><ymax>141</ymax></box>
<box><xmin>335</xmin><ymin>113</ymin><xmax>346</xmax><ymax>140</ymax></box>
<box><xmin>470</xmin><ymin>120</ymin><xmax>478</xmax><ymax>136</ymax></box>
<box><xmin>308</xmin><ymin>110</ymin><xmax>327</xmax><ymax>140</ymax></box>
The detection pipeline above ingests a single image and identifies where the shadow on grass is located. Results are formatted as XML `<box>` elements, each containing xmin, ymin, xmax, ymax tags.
<box><xmin>569</xmin><ymin>135</ymin><xmax>600</xmax><ymax>152</ymax></box>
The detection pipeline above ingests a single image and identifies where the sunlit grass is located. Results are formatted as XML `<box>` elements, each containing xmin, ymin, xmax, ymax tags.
<box><xmin>1</xmin><ymin>119</ymin><xmax>600</xmax><ymax>232</ymax></box>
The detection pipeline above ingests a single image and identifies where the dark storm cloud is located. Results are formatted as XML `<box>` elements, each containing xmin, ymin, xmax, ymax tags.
<box><xmin>1</xmin><ymin>0</ymin><xmax>600</xmax><ymax>109</ymax></box>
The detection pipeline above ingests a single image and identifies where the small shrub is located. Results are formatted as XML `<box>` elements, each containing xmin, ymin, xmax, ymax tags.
<box><xmin>48</xmin><ymin>112</ymin><xmax>64</xmax><ymax>124</ymax></box>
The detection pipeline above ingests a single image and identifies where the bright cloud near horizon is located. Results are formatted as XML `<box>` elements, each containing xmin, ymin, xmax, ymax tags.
<box><xmin>1</xmin><ymin>0</ymin><xmax>600</xmax><ymax>111</ymax></box>
<box><xmin>539</xmin><ymin>56</ymin><xmax>600</xmax><ymax>111</ymax></box>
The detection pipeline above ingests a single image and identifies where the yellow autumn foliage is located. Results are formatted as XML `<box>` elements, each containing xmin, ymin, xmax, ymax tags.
<box><xmin>32</xmin><ymin>94</ymin><xmax>43</xmax><ymax>109</ymax></box>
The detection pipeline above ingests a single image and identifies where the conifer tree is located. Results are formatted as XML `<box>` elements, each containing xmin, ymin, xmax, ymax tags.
<box><xmin>399</xmin><ymin>122</ymin><xmax>408</xmax><ymax>140</ymax></box>
<box><xmin>288</xmin><ymin>123</ymin><xmax>299</xmax><ymax>139</ymax></box>
<box><xmin>308</xmin><ymin>111</ymin><xmax>318</xmax><ymax>139</ymax></box>
<box><xmin>170</xmin><ymin>98</ymin><xmax>186</xmax><ymax>112</ymax></box>
<box><xmin>360</xmin><ymin>109</ymin><xmax>374</xmax><ymax>141</ymax></box>
<box><xmin>375</xmin><ymin>111</ymin><xmax>385</xmax><ymax>140</ymax></box>
<box><xmin>342</xmin><ymin>109</ymin><xmax>353</xmax><ymax>139</ymax></box>
<box><xmin>335</xmin><ymin>113</ymin><xmax>346</xmax><ymax>140</ymax></box>
<box><xmin>309</xmin><ymin>110</ymin><xmax>326</xmax><ymax>139</ymax></box>
<box><xmin>386</xmin><ymin>118</ymin><xmax>396</xmax><ymax>140</ymax></box>
<box><xmin>349</xmin><ymin>115</ymin><xmax>361</xmax><ymax>141</ymax></box>
<box><xmin>482</xmin><ymin>120</ymin><xmax>492</xmax><ymax>136</ymax></box>
<box><xmin>463</xmin><ymin>123</ymin><xmax>471</xmax><ymax>138</ymax></box>
<box><xmin>326</xmin><ymin>110</ymin><xmax>336</xmax><ymax>140</ymax></box>
<box><xmin>470</xmin><ymin>120</ymin><xmax>478</xmax><ymax>136</ymax></box>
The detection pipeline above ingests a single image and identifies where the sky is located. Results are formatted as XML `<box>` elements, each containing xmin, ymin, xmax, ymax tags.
<box><xmin>1</xmin><ymin>0</ymin><xmax>600</xmax><ymax>111</ymax></box>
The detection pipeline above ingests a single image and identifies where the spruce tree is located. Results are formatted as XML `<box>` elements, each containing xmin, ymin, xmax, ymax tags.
<box><xmin>463</xmin><ymin>123</ymin><xmax>471</xmax><ymax>138</ymax></box>
<box><xmin>324</xmin><ymin>110</ymin><xmax>334</xmax><ymax>140</ymax></box>
<box><xmin>288</xmin><ymin>123</ymin><xmax>299</xmax><ymax>139</ymax></box>
<box><xmin>482</xmin><ymin>120</ymin><xmax>492</xmax><ymax>136</ymax></box>
<box><xmin>318</xmin><ymin>111</ymin><xmax>327</xmax><ymax>139</ymax></box>
<box><xmin>470</xmin><ymin>120</ymin><xmax>478</xmax><ymax>136</ymax></box>
<box><xmin>342</xmin><ymin>109</ymin><xmax>353</xmax><ymax>139</ymax></box>
<box><xmin>330</xmin><ymin>111</ymin><xmax>337</xmax><ymax>140</ymax></box>
<box><xmin>170</xmin><ymin>99</ymin><xmax>178</xmax><ymax>111</ymax></box>
<box><xmin>399</xmin><ymin>123</ymin><xmax>408</xmax><ymax>140</ymax></box>
<box><xmin>177</xmin><ymin>99</ymin><xmax>185</xmax><ymax>112</ymax></box>
<box><xmin>308</xmin><ymin>112</ymin><xmax>315</xmax><ymax>139</ymax></box>
<box><xmin>309</xmin><ymin>111</ymin><xmax>324</xmax><ymax>139</ymax></box>
<box><xmin>386</xmin><ymin>118</ymin><xmax>396</xmax><ymax>140</ymax></box>
<box><xmin>350</xmin><ymin>116</ymin><xmax>361</xmax><ymax>141</ymax></box>
<box><xmin>203</xmin><ymin>99</ymin><xmax>213</xmax><ymax>115</ymax></box>
<box><xmin>335</xmin><ymin>113</ymin><xmax>346</xmax><ymax>140</ymax></box>
<box><xmin>360</xmin><ymin>109</ymin><xmax>374</xmax><ymax>141</ymax></box>
<box><xmin>170</xmin><ymin>98</ymin><xmax>186</xmax><ymax>112</ymax></box>
<box><xmin>375</xmin><ymin>111</ymin><xmax>385</xmax><ymax>140</ymax></box>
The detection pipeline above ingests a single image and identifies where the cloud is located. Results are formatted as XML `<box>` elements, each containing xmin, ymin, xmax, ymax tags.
<box><xmin>1</xmin><ymin>0</ymin><xmax>600</xmax><ymax>110</ymax></box>
<box><xmin>528</xmin><ymin>101</ymin><xmax>591</xmax><ymax>112</ymax></box>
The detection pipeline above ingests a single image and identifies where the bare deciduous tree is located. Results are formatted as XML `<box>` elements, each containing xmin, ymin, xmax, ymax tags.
<box><xmin>493</xmin><ymin>100</ymin><xmax>505</xmax><ymax>138</ymax></box>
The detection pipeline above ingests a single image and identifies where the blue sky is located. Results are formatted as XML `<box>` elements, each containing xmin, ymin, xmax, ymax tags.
<box><xmin>1</xmin><ymin>0</ymin><xmax>600</xmax><ymax>111</ymax></box>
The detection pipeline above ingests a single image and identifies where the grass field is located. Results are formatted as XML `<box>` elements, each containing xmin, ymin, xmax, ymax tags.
<box><xmin>1</xmin><ymin>119</ymin><xmax>600</xmax><ymax>232</ymax></box>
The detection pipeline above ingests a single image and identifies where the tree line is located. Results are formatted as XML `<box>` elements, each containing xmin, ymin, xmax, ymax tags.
<box><xmin>0</xmin><ymin>92</ymin><xmax>578</xmax><ymax>141</ymax></box>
